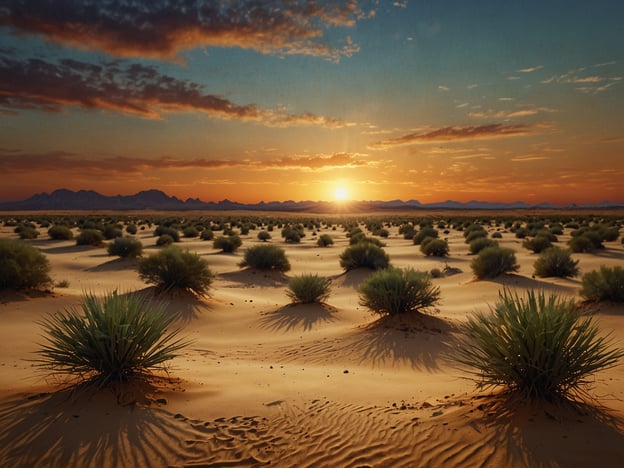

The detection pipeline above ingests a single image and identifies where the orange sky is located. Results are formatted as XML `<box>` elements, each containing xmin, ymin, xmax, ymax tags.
<box><xmin>1</xmin><ymin>1</ymin><xmax>622</xmax><ymax>205</ymax></box>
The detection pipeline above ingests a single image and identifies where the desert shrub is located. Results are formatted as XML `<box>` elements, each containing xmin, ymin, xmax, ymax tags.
<box><xmin>470</xmin><ymin>246</ymin><xmax>519</xmax><ymax>279</ymax></box>
<box><xmin>522</xmin><ymin>235</ymin><xmax>553</xmax><ymax>254</ymax></box>
<box><xmin>107</xmin><ymin>237</ymin><xmax>143</xmax><ymax>258</ymax></box>
<box><xmin>454</xmin><ymin>289</ymin><xmax>624</xmax><ymax>401</ymax></box>
<box><xmin>35</xmin><ymin>291</ymin><xmax>189</xmax><ymax>385</ymax></box>
<box><xmin>413</xmin><ymin>227</ymin><xmax>438</xmax><ymax>245</ymax></box>
<box><xmin>281</xmin><ymin>225</ymin><xmax>305</xmax><ymax>243</ymax></box>
<box><xmin>339</xmin><ymin>243</ymin><xmax>390</xmax><ymax>271</ymax></box>
<box><xmin>399</xmin><ymin>224</ymin><xmax>415</xmax><ymax>240</ymax></box>
<box><xmin>154</xmin><ymin>226</ymin><xmax>180</xmax><ymax>242</ymax></box>
<box><xmin>317</xmin><ymin>233</ymin><xmax>334</xmax><ymax>247</ymax></box>
<box><xmin>491</xmin><ymin>231</ymin><xmax>503</xmax><ymax>239</ymax></box>
<box><xmin>125</xmin><ymin>223</ymin><xmax>138</xmax><ymax>235</ymax></box>
<box><xmin>138</xmin><ymin>246</ymin><xmax>213</xmax><ymax>296</ymax></box>
<box><xmin>156</xmin><ymin>234</ymin><xmax>175</xmax><ymax>246</ymax></box>
<box><xmin>580</xmin><ymin>266</ymin><xmax>624</xmax><ymax>302</ymax></box>
<box><xmin>213</xmin><ymin>234</ymin><xmax>242</xmax><ymax>253</ymax></box>
<box><xmin>48</xmin><ymin>225</ymin><xmax>74</xmax><ymax>240</ymax></box>
<box><xmin>76</xmin><ymin>229</ymin><xmax>105</xmax><ymax>246</ymax></box>
<box><xmin>533</xmin><ymin>247</ymin><xmax>579</xmax><ymax>278</ymax></box>
<box><xmin>183</xmin><ymin>226</ymin><xmax>199</xmax><ymax>238</ymax></box>
<box><xmin>430</xmin><ymin>268</ymin><xmax>443</xmax><ymax>278</ymax></box>
<box><xmin>469</xmin><ymin>237</ymin><xmax>498</xmax><ymax>255</ymax></box>
<box><xmin>18</xmin><ymin>227</ymin><xmax>39</xmax><ymax>239</ymax></box>
<box><xmin>103</xmin><ymin>224</ymin><xmax>123</xmax><ymax>240</ymax></box>
<box><xmin>359</xmin><ymin>267</ymin><xmax>440</xmax><ymax>317</ymax></box>
<box><xmin>257</xmin><ymin>231</ymin><xmax>272</xmax><ymax>242</ymax></box>
<box><xmin>465</xmin><ymin>229</ymin><xmax>488</xmax><ymax>243</ymax></box>
<box><xmin>420</xmin><ymin>238</ymin><xmax>449</xmax><ymax>257</ymax></box>
<box><xmin>349</xmin><ymin>231</ymin><xmax>366</xmax><ymax>245</ymax></box>
<box><xmin>200</xmin><ymin>229</ymin><xmax>214</xmax><ymax>241</ymax></box>
<box><xmin>0</xmin><ymin>239</ymin><xmax>52</xmax><ymax>290</ymax></box>
<box><xmin>377</xmin><ymin>228</ymin><xmax>390</xmax><ymax>238</ymax></box>
<box><xmin>239</xmin><ymin>244</ymin><xmax>290</xmax><ymax>272</ymax></box>
<box><xmin>568</xmin><ymin>234</ymin><xmax>599</xmax><ymax>253</ymax></box>
<box><xmin>286</xmin><ymin>274</ymin><xmax>331</xmax><ymax>304</ymax></box>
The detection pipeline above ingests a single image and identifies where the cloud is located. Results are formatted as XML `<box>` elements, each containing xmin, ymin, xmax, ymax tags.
<box><xmin>468</xmin><ymin>106</ymin><xmax>557</xmax><ymax>119</ymax></box>
<box><xmin>438</xmin><ymin>85</ymin><xmax>450</xmax><ymax>91</ymax></box>
<box><xmin>0</xmin><ymin>149</ymin><xmax>371</xmax><ymax>174</ymax></box>
<box><xmin>0</xmin><ymin>0</ymin><xmax>367</xmax><ymax>62</ymax></box>
<box><xmin>542</xmin><ymin>67</ymin><xmax>622</xmax><ymax>93</ymax></box>
<box><xmin>369</xmin><ymin>124</ymin><xmax>531</xmax><ymax>149</ymax></box>
<box><xmin>517</xmin><ymin>65</ymin><xmax>544</xmax><ymax>73</ymax></box>
<box><xmin>0</xmin><ymin>53</ymin><xmax>351</xmax><ymax>127</ymax></box>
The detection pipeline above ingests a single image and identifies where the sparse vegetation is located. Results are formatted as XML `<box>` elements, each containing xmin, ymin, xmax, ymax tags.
<box><xmin>533</xmin><ymin>247</ymin><xmax>579</xmax><ymax>278</ymax></box>
<box><xmin>470</xmin><ymin>246</ymin><xmax>519</xmax><ymax>279</ymax></box>
<box><xmin>287</xmin><ymin>274</ymin><xmax>331</xmax><ymax>304</ymax></box>
<box><xmin>454</xmin><ymin>289</ymin><xmax>624</xmax><ymax>401</ymax></box>
<box><xmin>359</xmin><ymin>267</ymin><xmax>440</xmax><ymax>317</ymax></box>
<box><xmin>48</xmin><ymin>225</ymin><xmax>74</xmax><ymax>240</ymax></box>
<box><xmin>339</xmin><ymin>243</ymin><xmax>390</xmax><ymax>271</ymax></box>
<box><xmin>239</xmin><ymin>244</ymin><xmax>290</xmax><ymax>272</ymax></box>
<box><xmin>213</xmin><ymin>234</ymin><xmax>242</xmax><ymax>253</ymax></box>
<box><xmin>0</xmin><ymin>238</ymin><xmax>52</xmax><ymax>290</ymax></box>
<box><xmin>138</xmin><ymin>245</ymin><xmax>213</xmax><ymax>296</ymax></box>
<box><xmin>580</xmin><ymin>266</ymin><xmax>624</xmax><ymax>303</ymax></box>
<box><xmin>420</xmin><ymin>238</ymin><xmax>449</xmax><ymax>257</ymax></box>
<box><xmin>76</xmin><ymin>229</ymin><xmax>105</xmax><ymax>247</ymax></box>
<box><xmin>317</xmin><ymin>233</ymin><xmax>334</xmax><ymax>247</ymax></box>
<box><xmin>107</xmin><ymin>236</ymin><xmax>143</xmax><ymax>258</ymax></box>
<box><xmin>35</xmin><ymin>291</ymin><xmax>189</xmax><ymax>385</ymax></box>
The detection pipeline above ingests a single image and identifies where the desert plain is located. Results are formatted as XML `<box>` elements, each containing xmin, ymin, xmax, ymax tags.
<box><xmin>1</xmin><ymin>210</ymin><xmax>623</xmax><ymax>468</ymax></box>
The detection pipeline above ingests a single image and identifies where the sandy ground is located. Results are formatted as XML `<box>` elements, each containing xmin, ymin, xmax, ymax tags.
<box><xmin>1</xmin><ymin>212</ymin><xmax>623</xmax><ymax>467</ymax></box>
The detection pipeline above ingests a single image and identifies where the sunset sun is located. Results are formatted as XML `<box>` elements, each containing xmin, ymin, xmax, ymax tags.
<box><xmin>333</xmin><ymin>187</ymin><xmax>349</xmax><ymax>201</ymax></box>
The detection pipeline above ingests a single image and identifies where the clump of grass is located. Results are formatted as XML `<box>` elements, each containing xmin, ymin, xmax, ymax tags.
<box><xmin>34</xmin><ymin>291</ymin><xmax>189</xmax><ymax>386</ymax></box>
<box><xmin>533</xmin><ymin>247</ymin><xmax>579</xmax><ymax>278</ymax></box>
<box><xmin>470</xmin><ymin>246</ymin><xmax>519</xmax><ymax>279</ymax></box>
<box><xmin>213</xmin><ymin>234</ymin><xmax>242</xmax><ymax>253</ymax></box>
<box><xmin>138</xmin><ymin>245</ymin><xmax>213</xmax><ymax>296</ymax></box>
<box><xmin>107</xmin><ymin>237</ymin><xmax>143</xmax><ymax>258</ymax></box>
<box><xmin>420</xmin><ymin>238</ymin><xmax>449</xmax><ymax>257</ymax></box>
<box><xmin>317</xmin><ymin>234</ymin><xmax>334</xmax><ymax>247</ymax></box>
<box><xmin>76</xmin><ymin>229</ymin><xmax>105</xmax><ymax>247</ymax></box>
<box><xmin>0</xmin><ymin>238</ymin><xmax>52</xmax><ymax>290</ymax></box>
<box><xmin>287</xmin><ymin>274</ymin><xmax>331</xmax><ymax>304</ymax></box>
<box><xmin>469</xmin><ymin>237</ymin><xmax>498</xmax><ymax>255</ymax></box>
<box><xmin>580</xmin><ymin>266</ymin><xmax>624</xmax><ymax>303</ymax></box>
<box><xmin>339</xmin><ymin>243</ymin><xmax>390</xmax><ymax>271</ymax></box>
<box><xmin>257</xmin><ymin>231</ymin><xmax>272</xmax><ymax>242</ymax></box>
<box><xmin>454</xmin><ymin>289</ymin><xmax>624</xmax><ymax>401</ymax></box>
<box><xmin>523</xmin><ymin>235</ymin><xmax>553</xmax><ymax>254</ymax></box>
<box><xmin>239</xmin><ymin>244</ymin><xmax>290</xmax><ymax>272</ymax></box>
<box><xmin>359</xmin><ymin>267</ymin><xmax>440</xmax><ymax>317</ymax></box>
<box><xmin>48</xmin><ymin>225</ymin><xmax>74</xmax><ymax>240</ymax></box>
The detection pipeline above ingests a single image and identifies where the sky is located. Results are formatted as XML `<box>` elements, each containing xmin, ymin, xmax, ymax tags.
<box><xmin>0</xmin><ymin>0</ymin><xmax>622</xmax><ymax>205</ymax></box>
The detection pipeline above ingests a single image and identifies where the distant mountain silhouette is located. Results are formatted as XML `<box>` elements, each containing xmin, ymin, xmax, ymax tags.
<box><xmin>0</xmin><ymin>189</ymin><xmax>622</xmax><ymax>212</ymax></box>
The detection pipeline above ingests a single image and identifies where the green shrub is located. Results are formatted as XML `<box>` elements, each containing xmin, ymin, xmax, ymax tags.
<box><xmin>103</xmin><ymin>224</ymin><xmax>123</xmax><ymax>240</ymax></box>
<box><xmin>48</xmin><ymin>225</ymin><xmax>74</xmax><ymax>240</ymax></box>
<box><xmin>107</xmin><ymin>237</ymin><xmax>143</xmax><ymax>258</ymax></box>
<box><xmin>156</xmin><ymin>234</ymin><xmax>175</xmax><ymax>246</ymax></box>
<box><xmin>454</xmin><ymin>289</ymin><xmax>624</xmax><ymax>401</ymax></box>
<box><xmin>491</xmin><ymin>231</ymin><xmax>503</xmax><ymax>239</ymax></box>
<box><xmin>413</xmin><ymin>227</ymin><xmax>438</xmax><ymax>245</ymax></box>
<box><xmin>213</xmin><ymin>234</ymin><xmax>242</xmax><ymax>253</ymax></box>
<box><xmin>522</xmin><ymin>235</ymin><xmax>553</xmax><ymax>254</ymax></box>
<box><xmin>0</xmin><ymin>239</ymin><xmax>52</xmax><ymax>290</ymax></box>
<box><xmin>257</xmin><ymin>231</ymin><xmax>272</xmax><ymax>242</ymax></box>
<box><xmin>76</xmin><ymin>229</ymin><xmax>105</xmax><ymax>246</ymax></box>
<box><xmin>359</xmin><ymin>267</ymin><xmax>440</xmax><ymax>317</ymax></box>
<box><xmin>465</xmin><ymin>229</ymin><xmax>488</xmax><ymax>243</ymax></box>
<box><xmin>580</xmin><ymin>266</ymin><xmax>624</xmax><ymax>302</ymax></box>
<box><xmin>239</xmin><ymin>244</ymin><xmax>290</xmax><ymax>271</ymax></box>
<box><xmin>18</xmin><ymin>227</ymin><xmax>39</xmax><ymax>239</ymax></box>
<box><xmin>35</xmin><ymin>291</ymin><xmax>189</xmax><ymax>385</ymax></box>
<box><xmin>125</xmin><ymin>223</ymin><xmax>138</xmax><ymax>235</ymax></box>
<box><xmin>287</xmin><ymin>274</ymin><xmax>331</xmax><ymax>303</ymax></box>
<box><xmin>568</xmin><ymin>234</ymin><xmax>596</xmax><ymax>253</ymax></box>
<box><xmin>351</xmin><ymin>235</ymin><xmax>385</xmax><ymax>247</ymax></box>
<box><xmin>200</xmin><ymin>229</ymin><xmax>214</xmax><ymax>241</ymax></box>
<box><xmin>420</xmin><ymin>238</ymin><xmax>449</xmax><ymax>257</ymax></box>
<box><xmin>469</xmin><ymin>237</ymin><xmax>498</xmax><ymax>255</ymax></box>
<box><xmin>281</xmin><ymin>226</ymin><xmax>304</xmax><ymax>243</ymax></box>
<box><xmin>138</xmin><ymin>246</ymin><xmax>213</xmax><ymax>296</ymax></box>
<box><xmin>339</xmin><ymin>243</ymin><xmax>390</xmax><ymax>271</ymax></box>
<box><xmin>183</xmin><ymin>226</ymin><xmax>199</xmax><ymax>238</ymax></box>
<box><xmin>470</xmin><ymin>246</ymin><xmax>519</xmax><ymax>279</ymax></box>
<box><xmin>154</xmin><ymin>226</ymin><xmax>180</xmax><ymax>242</ymax></box>
<box><xmin>533</xmin><ymin>247</ymin><xmax>579</xmax><ymax>278</ymax></box>
<box><xmin>317</xmin><ymin>233</ymin><xmax>334</xmax><ymax>247</ymax></box>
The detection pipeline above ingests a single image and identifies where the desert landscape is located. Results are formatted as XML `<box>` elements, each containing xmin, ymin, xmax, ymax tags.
<box><xmin>1</xmin><ymin>210</ymin><xmax>623</xmax><ymax>467</ymax></box>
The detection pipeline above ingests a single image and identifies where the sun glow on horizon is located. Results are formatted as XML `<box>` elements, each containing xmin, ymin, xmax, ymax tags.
<box><xmin>333</xmin><ymin>187</ymin><xmax>349</xmax><ymax>201</ymax></box>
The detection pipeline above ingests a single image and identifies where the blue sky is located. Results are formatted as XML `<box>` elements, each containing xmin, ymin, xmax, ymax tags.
<box><xmin>1</xmin><ymin>0</ymin><xmax>622</xmax><ymax>204</ymax></box>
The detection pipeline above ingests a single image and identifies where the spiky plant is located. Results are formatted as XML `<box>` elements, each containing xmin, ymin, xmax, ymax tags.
<box><xmin>359</xmin><ymin>267</ymin><xmax>440</xmax><ymax>317</ymax></box>
<box><xmin>287</xmin><ymin>274</ymin><xmax>331</xmax><ymax>304</ymax></box>
<box><xmin>454</xmin><ymin>289</ymin><xmax>623</xmax><ymax>401</ymax></box>
<box><xmin>35</xmin><ymin>291</ymin><xmax>189</xmax><ymax>386</ymax></box>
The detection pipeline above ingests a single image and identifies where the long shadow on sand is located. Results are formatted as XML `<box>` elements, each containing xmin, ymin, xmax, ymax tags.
<box><xmin>219</xmin><ymin>269</ymin><xmax>289</xmax><ymax>287</ymax></box>
<box><xmin>259</xmin><ymin>303</ymin><xmax>338</xmax><ymax>332</ymax></box>
<box><xmin>489</xmin><ymin>273</ymin><xmax>579</xmax><ymax>296</ymax></box>
<box><xmin>346</xmin><ymin>313</ymin><xmax>460</xmax><ymax>371</ymax></box>
<box><xmin>86</xmin><ymin>257</ymin><xmax>138</xmax><ymax>272</ymax></box>
<box><xmin>122</xmin><ymin>288</ymin><xmax>213</xmax><ymax>323</ymax></box>
<box><xmin>463</xmin><ymin>394</ymin><xmax>624</xmax><ymax>466</ymax></box>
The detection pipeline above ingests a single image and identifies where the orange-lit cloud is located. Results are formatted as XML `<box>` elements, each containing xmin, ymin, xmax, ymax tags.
<box><xmin>0</xmin><ymin>0</ymin><xmax>366</xmax><ymax>62</ymax></box>
<box><xmin>468</xmin><ymin>106</ymin><xmax>557</xmax><ymax>119</ymax></box>
<box><xmin>0</xmin><ymin>53</ymin><xmax>351</xmax><ymax>127</ymax></box>
<box><xmin>369</xmin><ymin>124</ymin><xmax>531</xmax><ymax>149</ymax></box>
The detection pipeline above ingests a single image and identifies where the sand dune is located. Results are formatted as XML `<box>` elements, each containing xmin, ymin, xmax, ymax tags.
<box><xmin>1</xmin><ymin>213</ymin><xmax>623</xmax><ymax>467</ymax></box>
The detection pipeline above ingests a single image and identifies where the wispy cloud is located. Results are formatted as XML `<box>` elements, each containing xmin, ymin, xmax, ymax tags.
<box><xmin>0</xmin><ymin>149</ymin><xmax>371</xmax><ymax>174</ymax></box>
<box><xmin>542</xmin><ymin>67</ymin><xmax>622</xmax><ymax>93</ymax></box>
<box><xmin>468</xmin><ymin>106</ymin><xmax>557</xmax><ymax>119</ymax></box>
<box><xmin>0</xmin><ymin>53</ymin><xmax>351</xmax><ymax>127</ymax></box>
<box><xmin>369</xmin><ymin>124</ymin><xmax>531</xmax><ymax>149</ymax></box>
<box><xmin>517</xmin><ymin>65</ymin><xmax>544</xmax><ymax>73</ymax></box>
<box><xmin>510</xmin><ymin>155</ymin><xmax>550</xmax><ymax>162</ymax></box>
<box><xmin>0</xmin><ymin>0</ymin><xmax>368</xmax><ymax>62</ymax></box>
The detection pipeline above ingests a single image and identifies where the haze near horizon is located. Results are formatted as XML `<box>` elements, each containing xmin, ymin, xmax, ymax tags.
<box><xmin>1</xmin><ymin>1</ymin><xmax>622</xmax><ymax>205</ymax></box>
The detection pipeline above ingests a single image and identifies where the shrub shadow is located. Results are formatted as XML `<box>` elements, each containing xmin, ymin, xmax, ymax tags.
<box><xmin>347</xmin><ymin>313</ymin><xmax>460</xmax><ymax>371</ymax></box>
<box><xmin>0</xmin><ymin>383</ymin><xmax>206</xmax><ymax>468</ymax></box>
<box><xmin>259</xmin><ymin>303</ymin><xmax>338</xmax><ymax>332</ymax></box>
<box><xmin>466</xmin><ymin>394</ymin><xmax>624</xmax><ymax>466</ymax></box>
<box><xmin>331</xmin><ymin>268</ymin><xmax>374</xmax><ymax>289</ymax></box>
<box><xmin>489</xmin><ymin>274</ymin><xmax>578</xmax><ymax>295</ymax></box>
<box><xmin>86</xmin><ymin>257</ymin><xmax>138</xmax><ymax>272</ymax></box>
<box><xmin>123</xmin><ymin>287</ymin><xmax>212</xmax><ymax>323</ymax></box>
<box><xmin>219</xmin><ymin>269</ymin><xmax>289</xmax><ymax>287</ymax></box>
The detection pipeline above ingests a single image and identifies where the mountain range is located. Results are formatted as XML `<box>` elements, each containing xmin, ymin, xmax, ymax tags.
<box><xmin>0</xmin><ymin>189</ymin><xmax>622</xmax><ymax>212</ymax></box>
